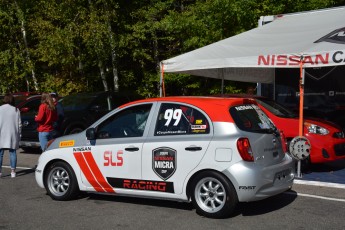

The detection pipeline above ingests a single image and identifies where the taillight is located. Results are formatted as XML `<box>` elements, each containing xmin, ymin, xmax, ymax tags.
<box><xmin>237</xmin><ymin>138</ymin><xmax>254</xmax><ymax>162</ymax></box>
<box><xmin>280</xmin><ymin>130</ymin><xmax>288</xmax><ymax>153</ymax></box>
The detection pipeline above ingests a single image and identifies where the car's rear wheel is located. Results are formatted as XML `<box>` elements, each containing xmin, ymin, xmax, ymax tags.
<box><xmin>191</xmin><ymin>171</ymin><xmax>238</xmax><ymax>218</ymax></box>
<box><xmin>44</xmin><ymin>161</ymin><xmax>79</xmax><ymax>201</ymax></box>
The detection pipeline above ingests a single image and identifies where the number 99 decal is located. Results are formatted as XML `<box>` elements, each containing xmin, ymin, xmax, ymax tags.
<box><xmin>164</xmin><ymin>109</ymin><xmax>182</xmax><ymax>126</ymax></box>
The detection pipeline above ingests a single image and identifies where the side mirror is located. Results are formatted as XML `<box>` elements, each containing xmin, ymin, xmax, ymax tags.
<box><xmin>86</xmin><ymin>128</ymin><xmax>96</xmax><ymax>140</ymax></box>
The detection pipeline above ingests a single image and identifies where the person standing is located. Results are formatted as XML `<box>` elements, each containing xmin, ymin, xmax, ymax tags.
<box><xmin>35</xmin><ymin>93</ymin><xmax>57</xmax><ymax>151</ymax></box>
<box><xmin>50</xmin><ymin>92</ymin><xmax>64</xmax><ymax>137</ymax></box>
<box><xmin>0</xmin><ymin>93</ymin><xmax>22</xmax><ymax>178</ymax></box>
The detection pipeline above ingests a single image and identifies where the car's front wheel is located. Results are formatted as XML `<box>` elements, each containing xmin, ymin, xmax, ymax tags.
<box><xmin>191</xmin><ymin>171</ymin><xmax>238</xmax><ymax>218</ymax></box>
<box><xmin>44</xmin><ymin>161</ymin><xmax>79</xmax><ymax>201</ymax></box>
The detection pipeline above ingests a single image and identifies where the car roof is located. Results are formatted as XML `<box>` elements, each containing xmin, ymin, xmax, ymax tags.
<box><xmin>121</xmin><ymin>96</ymin><xmax>258</xmax><ymax>122</ymax></box>
<box><xmin>16</xmin><ymin>95</ymin><xmax>41</xmax><ymax>108</ymax></box>
<box><xmin>212</xmin><ymin>93</ymin><xmax>267</xmax><ymax>99</ymax></box>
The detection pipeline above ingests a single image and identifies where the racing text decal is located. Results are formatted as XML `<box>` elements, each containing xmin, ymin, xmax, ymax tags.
<box><xmin>107</xmin><ymin>178</ymin><xmax>174</xmax><ymax>193</ymax></box>
<box><xmin>152</xmin><ymin>147</ymin><xmax>176</xmax><ymax>180</ymax></box>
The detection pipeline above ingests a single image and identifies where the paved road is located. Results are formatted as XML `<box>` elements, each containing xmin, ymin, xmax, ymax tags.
<box><xmin>0</xmin><ymin>149</ymin><xmax>345</xmax><ymax>229</ymax></box>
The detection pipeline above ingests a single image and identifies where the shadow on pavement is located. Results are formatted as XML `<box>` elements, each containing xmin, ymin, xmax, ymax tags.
<box><xmin>308</xmin><ymin>159</ymin><xmax>345</xmax><ymax>172</ymax></box>
<box><xmin>19</xmin><ymin>148</ymin><xmax>42</xmax><ymax>154</ymax></box>
<box><xmin>299</xmin><ymin>159</ymin><xmax>345</xmax><ymax>184</ymax></box>
<box><xmin>239</xmin><ymin>191</ymin><xmax>297</xmax><ymax>217</ymax></box>
<box><xmin>87</xmin><ymin>193</ymin><xmax>194</xmax><ymax>211</ymax></box>
<box><xmin>1</xmin><ymin>167</ymin><xmax>36</xmax><ymax>178</ymax></box>
<box><xmin>86</xmin><ymin>190</ymin><xmax>296</xmax><ymax>218</ymax></box>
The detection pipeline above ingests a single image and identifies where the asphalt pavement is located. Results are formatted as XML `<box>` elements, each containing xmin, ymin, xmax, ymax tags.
<box><xmin>296</xmin><ymin>159</ymin><xmax>345</xmax><ymax>185</ymax></box>
<box><xmin>1</xmin><ymin>149</ymin><xmax>345</xmax><ymax>193</ymax></box>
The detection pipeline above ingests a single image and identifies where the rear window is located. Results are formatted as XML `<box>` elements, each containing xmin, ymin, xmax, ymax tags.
<box><xmin>61</xmin><ymin>94</ymin><xmax>97</xmax><ymax>111</ymax></box>
<box><xmin>230</xmin><ymin>104</ymin><xmax>276</xmax><ymax>133</ymax></box>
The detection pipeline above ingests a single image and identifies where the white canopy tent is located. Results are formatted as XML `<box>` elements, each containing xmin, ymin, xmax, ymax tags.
<box><xmin>160</xmin><ymin>6</ymin><xmax>345</xmax><ymax>177</ymax></box>
<box><xmin>161</xmin><ymin>6</ymin><xmax>345</xmax><ymax>85</ymax></box>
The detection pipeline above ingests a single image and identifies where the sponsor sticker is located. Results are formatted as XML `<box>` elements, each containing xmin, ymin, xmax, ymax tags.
<box><xmin>191</xmin><ymin>125</ymin><xmax>207</xmax><ymax>130</ymax></box>
<box><xmin>59</xmin><ymin>140</ymin><xmax>75</xmax><ymax>148</ymax></box>
<box><xmin>195</xmin><ymin>119</ymin><xmax>203</xmax><ymax>124</ymax></box>
<box><xmin>106</xmin><ymin>178</ymin><xmax>174</xmax><ymax>193</ymax></box>
<box><xmin>152</xmin><ymin>147</ymin><xmax>176</xmax><ymax>180</ymax></box>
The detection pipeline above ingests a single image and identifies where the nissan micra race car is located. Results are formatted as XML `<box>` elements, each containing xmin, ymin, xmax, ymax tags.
<box><xmin>35</xmin><ymin>96</ymin><xmax>295</xmax><ymax>218</ymax></box>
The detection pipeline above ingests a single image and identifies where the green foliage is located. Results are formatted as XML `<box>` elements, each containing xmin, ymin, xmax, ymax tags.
<box><xmin>0</xmin><ymin>0</ymin><xmax>343</xmax><ymax>96</ymax></box>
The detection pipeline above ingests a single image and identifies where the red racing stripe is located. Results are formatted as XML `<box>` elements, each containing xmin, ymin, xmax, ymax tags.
<box><xmin>83</xmin><ymin>151</ymin><xmax>115</xmax><ymax>193</ymax></box>
<box><xmin>74</xmin><ymin>152</ymin><xmax>105</xmax><ymax>192</ymax></box>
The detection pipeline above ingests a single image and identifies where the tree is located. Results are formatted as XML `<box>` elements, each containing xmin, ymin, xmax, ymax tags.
<box><xmin>1</xmin><ymin>0</ymin><xmax>343</xmax><ymax>96</ymax></box>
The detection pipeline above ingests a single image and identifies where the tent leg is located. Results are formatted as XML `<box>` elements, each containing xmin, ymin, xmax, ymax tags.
<box><xmin>296</xmin><ymin>160</ymin><xmax>302</xmax><ymax>178</ymax></box>
<box><xmin>221</xmin><ymin>69</ymin><xmax>224</xmax><ymax>95</ymax></box>
<box><xmin>296</xmin><ymin>59</ymin><xmax>305</xmax><ymax>178</ymax></box>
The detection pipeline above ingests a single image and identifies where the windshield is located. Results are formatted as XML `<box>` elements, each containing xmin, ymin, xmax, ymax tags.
<box><xmin>256</xmin><ymin>98</ymin><xmax>297</xmax><ymax>118</ymax></box>
<box><xmin>60</xmin><ymin>94</ymin><xmax>97</xmax><ymax>111</ymax></box>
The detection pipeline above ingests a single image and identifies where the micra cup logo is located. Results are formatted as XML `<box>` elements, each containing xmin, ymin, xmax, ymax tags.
<box><xmin>314</xmin><ymin>27</ymin><xmax>345</xmax><ymax>44</ymax></box>
<box><xmin>152</xmin><ymin>147</ymin><xmax>176</xmax><ymax>180</ymax></box>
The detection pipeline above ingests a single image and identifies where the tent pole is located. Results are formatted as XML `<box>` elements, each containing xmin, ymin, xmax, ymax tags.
<box><xmin>297</xmin><ymin>57</ymin><xmax>305</xmax><ymax>178</ymax></box>
<box><xmin>221</xmin><ymin>69</ymin><xmax>224</xmax><ymax>95</ymax></box>
<box><xmin>159</xmin><ymin>63</ymin><xmax>162</xmax><ymax>97</ymax></box>
<box><xmin>160</xmin><ymin>63</ymin><xmax>165</xmax><ymax>97</ymax></box>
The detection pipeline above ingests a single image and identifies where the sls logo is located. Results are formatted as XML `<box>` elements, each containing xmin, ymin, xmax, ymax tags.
<box><xmin>314</xmin><ymin>27</ymin><xmax>345</xmax><ymax>44</ymax></box>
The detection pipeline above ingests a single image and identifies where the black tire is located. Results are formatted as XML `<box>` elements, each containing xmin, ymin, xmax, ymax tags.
<box><xmin>191</xmin><ymin>171</ymin><xmax>238</xmax><ymax>218</ymax></box>
<box><xmin>44</xmin><ymin>161</ymin><xmax>80</xmax><ymax>201</ymax></box>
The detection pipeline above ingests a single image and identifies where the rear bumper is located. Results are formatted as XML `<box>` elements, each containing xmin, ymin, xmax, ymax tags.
<box><xmin>224</xmin><ymin>154</ymin><xmax>295</xmax><ymax>202</ymax></box>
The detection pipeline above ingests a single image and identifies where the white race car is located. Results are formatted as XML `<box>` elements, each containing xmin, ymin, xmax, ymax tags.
<box><xmin>35</xmin><ymin>96</ymin><xmax>295</xmax><ymax>218</ymax></box>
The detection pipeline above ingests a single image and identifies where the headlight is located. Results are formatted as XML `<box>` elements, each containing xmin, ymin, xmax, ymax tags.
<box><xmin>304</xmin><ymin>122</ymin><xmax>329</xmax><ymax>135</ymax></box>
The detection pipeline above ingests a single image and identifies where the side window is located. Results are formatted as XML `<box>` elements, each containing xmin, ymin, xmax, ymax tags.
<box><xmin>96</xmin><ymin>104</ymin><xmax>152</xmax><ymax>139</ymax></box>
<box><xmin>23</xmin><ymin>99</ymin><xmax>42</xmax><ymax>115</ymax></box>
<box><xmin>155</xmin><ymin>103</ymin><xmax>210</xmax><ymax>136</ymax></box>
<box><xmin>95</xmin><ymin>94</ymin><xmax>112</xmax><ymax>111</ymax></box>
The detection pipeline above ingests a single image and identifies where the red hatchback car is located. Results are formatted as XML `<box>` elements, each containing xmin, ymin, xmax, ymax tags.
<box><xmin>217</xmin><ymin>95</ymin><xmax>345</xmax><ymax>165</ymax></box>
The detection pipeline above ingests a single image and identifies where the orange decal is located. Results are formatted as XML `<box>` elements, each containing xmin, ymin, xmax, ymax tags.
<box><xmin>74</xmin><ymin>151</ymin><xmax>115</xmax><ymax>193</ymax></box>
<box><xmin>59</xmin><ymin>140</ymin><xmax>75</xmax><ymax>148</ymax></box>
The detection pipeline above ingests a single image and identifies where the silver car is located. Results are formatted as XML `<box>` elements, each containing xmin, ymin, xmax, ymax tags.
<box><xmin>35</xmin><ymin>96</ymin><xmax>295</xmax><ymax>218</ymax></box>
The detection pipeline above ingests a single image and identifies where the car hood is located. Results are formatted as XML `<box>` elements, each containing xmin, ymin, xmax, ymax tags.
<box><xmin>46</xmin><ymin>132</ymin><xmax>86</xmax><ymax>151</ymax></box>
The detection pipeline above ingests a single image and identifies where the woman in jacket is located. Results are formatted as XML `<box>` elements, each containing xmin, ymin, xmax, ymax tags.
<box><xmin>35</xmin><ymin>93</ymin><xmax>57</xmax><ymax>151</ymax></box>
<box><xmin>0</xmin><ymin>93</ymin><xmax>22</xmax><ymax>178</ymax></box>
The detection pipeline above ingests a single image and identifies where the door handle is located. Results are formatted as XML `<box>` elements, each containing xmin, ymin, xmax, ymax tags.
<box><xmin>125</xmin><ymin>147</ymin><xmax>139</xmax><ymax>152</ymax></box>
<box><xmin>185</xmin><ymin>146</ymin><xmax>202</xmax><ymax>151</ymax></box>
